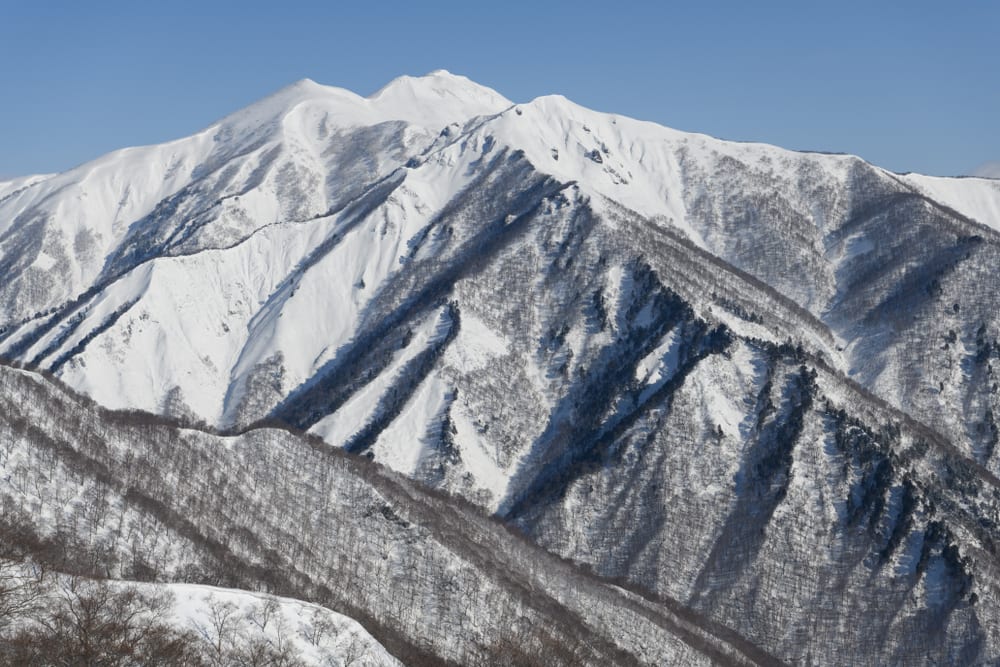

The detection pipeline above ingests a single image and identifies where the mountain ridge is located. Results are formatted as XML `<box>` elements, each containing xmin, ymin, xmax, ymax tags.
<box><xmin>3</xmin><ymin>72</ymin><xmax>1000</xmax><ymax>664</ymax></box>
<box><xmin>0</xmin><ymin>358</ymin><xmax>785</xmax><ymax>666</ymax></box>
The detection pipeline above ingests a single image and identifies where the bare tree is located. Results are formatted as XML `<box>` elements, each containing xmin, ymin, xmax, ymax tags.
<box><xmin>3</xmin><ymin>576</ymin><xmax>203</xmax><ymax>666</ymax></box>
<box><xmin>341</xmin><ymin>631</ymin><xmax>369</xmax><ymax>666</ymax></box>
<box><xmin>195</xmin><ymin>597</ymin><xmax>239</xmax><ymax>666</ymax></box>
<box><xmin>0</xmin><ymin>559</ymin><xmax>45</xmax><ymax>632</ymax></box>
<box><xmin>247</xmin><ymin>597</ymin><xmax>281</xmax><ymax>633</ymax></box>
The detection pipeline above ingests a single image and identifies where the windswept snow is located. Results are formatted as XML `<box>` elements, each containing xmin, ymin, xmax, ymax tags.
<box><xmin>902</xmin><ymin>172</ymin><xmax>1000</xmax><ymax>232</ymax></box>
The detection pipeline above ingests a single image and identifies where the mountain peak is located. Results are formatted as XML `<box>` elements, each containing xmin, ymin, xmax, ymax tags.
<box><xmin>367</xmin><ymin>70</ymin><xmax>511</xmax><ymax>118</ymax></box>
<box><xmin>210</xmin><ymin>71</ymin><xmax>511</xmax><ymax>145</ymax></box>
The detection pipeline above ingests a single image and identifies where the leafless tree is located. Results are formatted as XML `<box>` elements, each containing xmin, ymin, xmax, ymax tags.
<box><xmin>2</xmin><ymin>576</ymin><xmax>203</xmax><ymax>666</ymax></box>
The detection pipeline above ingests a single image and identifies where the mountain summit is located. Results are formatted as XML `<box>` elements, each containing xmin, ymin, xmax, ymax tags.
<box><xmin>3</xmin><ymin>73</ymin><xmax>1000</xmax><ymax>664</ymax></box>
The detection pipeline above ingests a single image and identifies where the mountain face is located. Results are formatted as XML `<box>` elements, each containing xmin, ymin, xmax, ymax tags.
<box><xmin>3</xmin><ymin>70</ymin><xmax>1000</xmax><ymax>664</ymax></box>
<box><xmin>0</xmin><ymin>361</ymin><xmax>774</xmax><ymax>666</ymax></box>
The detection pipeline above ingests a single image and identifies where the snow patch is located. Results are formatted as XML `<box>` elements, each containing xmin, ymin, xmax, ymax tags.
<box><xmin>371</xmin><ymin>371</ymin><xmax>451</xmax><ymax>476</ymax></box>
<box><xmin>635</xmin><ymin>327</ymin><xmax>682</xmax><ymax>385</ymax></box>
<box><xmin>450</xmin><ymin>402</ymin><xmax>510</xmax><ymax>510</ymax></box>
<box><xmin>445</xmin><ymin>314</ymin><xmax>509</xmax><ymax>371</ymax></box>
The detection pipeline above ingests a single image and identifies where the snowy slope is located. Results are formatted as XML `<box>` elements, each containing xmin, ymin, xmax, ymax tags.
<box><xmin>0</xmin><ymin>71</ymin><xmax>509</xmax><ymax>325</ymax></box>
<box><xmin>0</xmin><ymin>565</ymin><xmax>399</xmax><ymax>667</ymax></box>
<box><xmin>165</xmin><ymin>583</ymin><xmax>401</xmax><ymax>666</ymax></box>
<box><xmin>3</xmin><ymin>72</ymin><xmax>1000</xmax><ymax>664</ymax></box>
<box><xmin>2</xmin><ymin>72</ymin><xmax>999</xmax><ymax>488</ymax></box>
<box><xmin>2</xmin><ymin>71</ymin><xmax>999</xmax><ymax>487</ymax></box>
<box><xmin>0</xmin><ymin>361</ymin><xmax>765</xmax><ymax>666</ymax></box>
<box><xmin>902</xmin><ymin>172</ymin><xmax>1000</xmax><ymax>231</ymax></box>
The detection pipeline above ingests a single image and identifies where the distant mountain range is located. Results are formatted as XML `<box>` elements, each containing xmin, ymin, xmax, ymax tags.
<box><xmin>2</xmin><ymin>70</ymin><xmax>1000</xmax><ymax>665</ymax></box>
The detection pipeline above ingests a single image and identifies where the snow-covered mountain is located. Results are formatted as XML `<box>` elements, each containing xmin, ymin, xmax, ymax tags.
<box><xmin>3</xmin><ymin>71</ymin><xmax>1000</xmax><ymax>664</ymax></box>
<box><xmin>0</xmin><ymin>361</ymin><xmax>771</xmax><ymax>665</ymax></box>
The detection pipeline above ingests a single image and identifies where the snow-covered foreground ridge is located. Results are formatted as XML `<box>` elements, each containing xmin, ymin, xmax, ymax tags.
<box><xmin>3</xmin><ymin>71</ymin><xmax>1000</xmax><ymax>664</ymax></box>
<box><xmin>0</xmin><ymin>560</ymin><xmax>400</xmax><ymax>667</ymax></box>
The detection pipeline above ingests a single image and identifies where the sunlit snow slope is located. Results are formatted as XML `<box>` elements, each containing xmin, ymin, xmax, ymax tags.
<box><xmin>4</xmin><ymin>71</ymin><xmax>1000</xmax><ymax>665</ymax></box>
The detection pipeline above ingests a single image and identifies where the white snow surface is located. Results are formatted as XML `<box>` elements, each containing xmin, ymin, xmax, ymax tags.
<box><xmin>3</xmin><ymin>70</ymin><xmax>999</xmax><ymax>508</ymax></box>
<box><xmin>0</xmin><ymin>561</ymin><xmax>399</xmax><ymax>667</ymax></box>
<box><xmin>222</xmin><ymin>70</ymin><xmax>511</xmax><ymax>138</ymax></box>
<box><xmin>166</xmin><ymin>582</ymin><xmax>401</xmax><ymax>666</ymax></box>
<box><xmin>902</xmin><ymin>172</ymin><xmax>1000</xmax><ymax>232</ymax></box>
<box><xmin>309</xmin><ymin>306</ymin><xmax>449</xmax><ymax>450</ymax></box>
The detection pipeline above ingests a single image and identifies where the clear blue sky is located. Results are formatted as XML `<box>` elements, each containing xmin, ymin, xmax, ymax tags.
<box><xmin>2</xmin><ymin>0</ymin><xmax>997</xmax><ymax>178</ymax></box>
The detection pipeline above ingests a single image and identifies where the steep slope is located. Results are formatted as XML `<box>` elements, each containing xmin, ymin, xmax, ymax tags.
<box><xmin>509</xmin><ymin>335</ymin><xmax>1000</xmax><ymax>665</ymax></box>
<box><xmin>0</xmin><ymin>70</ymin><xmax>509</xmax><ymax>335</ymax></box>
<box><xmin>0</xmin><ymin>362</ymin><xmax>778</xmax><ymax>666</ymax></box>
<box><xmin>2</xmin><ymin>74</ymin><xmax>999</xmax><ymax>474</ymax></box>
<box><xmin>3</xmin><ymin>72</ymin><xmax>1000</xmax><ymax>664</ymax></box>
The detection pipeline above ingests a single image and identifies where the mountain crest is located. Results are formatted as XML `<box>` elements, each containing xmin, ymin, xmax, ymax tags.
<box><xmin>3</xmin><ymin>72</ymin><xmax>1000</xmax><ymax>665</ymax></box>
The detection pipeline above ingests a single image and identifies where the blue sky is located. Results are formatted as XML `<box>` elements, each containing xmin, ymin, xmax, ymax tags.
<box><xmin>1</xmin><ymin>1</ymin><xmax>997</xmax><ymax>178</ymax></box>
